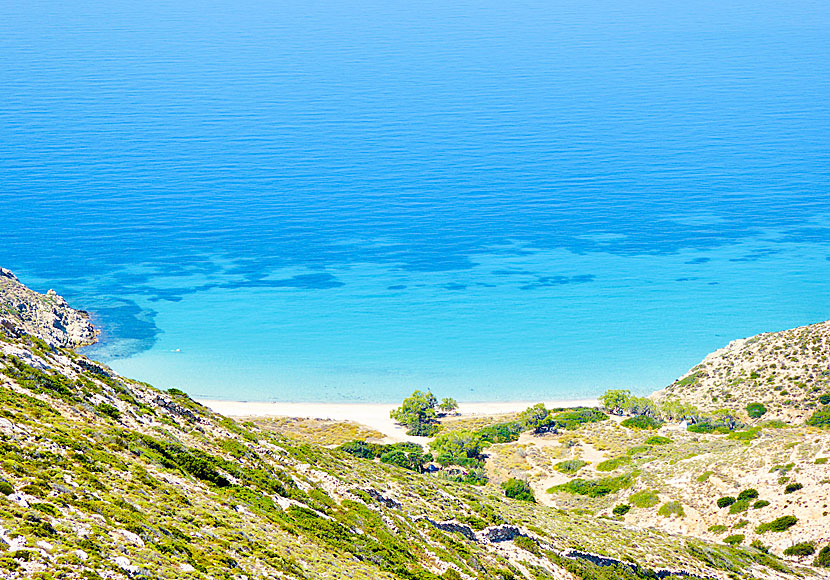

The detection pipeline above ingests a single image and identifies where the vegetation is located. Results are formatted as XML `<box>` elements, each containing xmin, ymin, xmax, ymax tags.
<box><xmin>612</xmin><ymin>504</ymin><xmax>631</xmax><ymax>516</ymax></box>
<box><xmin>717</xmin><ymin>496</ymin><xmax>736</xmax><ymax>509</ymax></box>
<box><xmin>620</xmin><ymin>416</ymin><xmax>662</xmax><ymax>430</ymax></box>
<box><xmin>784</xmin><ymin>482</ymin><xmax>803</xmax><ymax>494</ymax></box>
<box><xmin>736</xmin><ymin>489</ymin><xmax>758</xmax><ymax>501</ymax></box>
<box><xmin>549</xmin><ymin>474</ymin><xmax>633</xmax><ymax>498</ymax></box>
<box><xmin>554</xmin><ymin>459</ymin><xmax>588</xmax><ymax>474</ymax></box>
<box><xmin>815</xmin><ymin>546</ymin><xmax>830</xmax><ymax>567</ymax></box>
<box><xmin>783</xmin><ymin>542</ymin><xmax>815</xmax><ymax>556</ymax></box>
<box><xmin>501</xmin><ymin>478</ymin><xmax>535</xmax><ymax>503</ymax></box>
<box><xmin>657</xmin><ymin>501</ymin><xmax>685</xmax><ymax>518</ymax></box>
<box><xmin>805</xmin><ymin>408</ymin><xmax>830</xmax><ymax>428</ymax></box>
<box><xmin>756</xmin><ymin>516</ymin><xmax>798</xmax><ymax>534</ymax></box>
<box><xmin>390</xmin><ymin>390</ymin><xmax>441</xmax><ymax>436</ymax></box>
<box><xmin>628</xmin><ymin>490</ymin><xmax>659</xmax><ymax>508</ymax></box>
<box><xmin>746</xmin><ymin>402</ymin><xmax>767</xmax><ymax>418</ymax></box>
<box><xmin>438</xmin><ymin>397</ymin><xmax>459</xmax><ymax>415</ymax></box>
<box><xmin>723</xmin><ymin>534</ymin><xmax>744</xmax><ymax>546</ymax></box>
<box><xmin>645</xmin><ymin>435</ymin><xmax>672</xmax><ymax>445</ymax></box>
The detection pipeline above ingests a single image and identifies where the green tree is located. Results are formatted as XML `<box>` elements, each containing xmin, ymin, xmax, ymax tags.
<box><xmin>519</xmin><ymin>403</ymin><xmax>552</xmax><ymax>432</ymax></box>
<box><xmin>430</xmin><ymin>430</ymin><xmax>486</xmax><ymax>467</ymax></box>
<box><xmin>438</xmin><ymin>397</ymin><xmax>459</xmax><ymax>415</ymax></box>
<box><xmin>599</xmin><ymin>390</ymin><xmax>631</xmax><ymax>415</ymax></box>
<box><xmin>390</xmin><ymin>390</ymin><xmax>439</xmax><ymax>436</ymax></box>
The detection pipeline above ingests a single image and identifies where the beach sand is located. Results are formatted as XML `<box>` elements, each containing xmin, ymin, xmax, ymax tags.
<box><xmin>198</xmin><ymin>398</ymin><xmax>600</xmax><ymax>442</ymax></box>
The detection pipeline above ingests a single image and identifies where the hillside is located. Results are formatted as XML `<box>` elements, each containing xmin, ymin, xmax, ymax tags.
<box><xmin>652</xmin><ymin>321</ymin><xmax>830</xmax><ymax>422</ymax></box>
<box><xmin>0</xmin><ymin>271</ymin><xmax>826</xmax><ymax>579</ymax></box>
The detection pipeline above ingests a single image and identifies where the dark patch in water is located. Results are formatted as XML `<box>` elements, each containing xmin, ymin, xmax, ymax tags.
<box><xmin>685</xmin><ymin>257</ymin><xmax>711</xmax><ymax>264</ymax></box>
<box><xmin>520</xmin><ymin>274</ymin><xmax>595</xmax><ymax>290</ymax></box>
<box><xmin>387</xmin><ymin>285</ymin><xmax>407</xmax><ymax>290</ymax></box>
<box><xmin>443</xmin><ymin>283</ymin><xmax>467</xmax><ymax>291</ymax></box>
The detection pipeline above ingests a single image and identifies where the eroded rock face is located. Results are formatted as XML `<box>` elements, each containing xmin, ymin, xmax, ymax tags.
<box><xmin>0</xmin><ymin>268</ymin><xmax>98</xmax><ymax>348</ymax></box>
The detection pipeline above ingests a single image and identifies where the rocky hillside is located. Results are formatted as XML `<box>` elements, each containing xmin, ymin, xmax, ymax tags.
<box><xmin>0</xmin><ymin>270</ymin><xmax>824</xmax><ymax>579</ymax></box>
<box><xmin>0</xmin><ymin>268</ymin><xmax>97</xmax><ymax>349</ymax></box>
<box><xmin>652</xmin><ymin>321</ymin><xmax>830</xmax><ymax>422</ymax></box>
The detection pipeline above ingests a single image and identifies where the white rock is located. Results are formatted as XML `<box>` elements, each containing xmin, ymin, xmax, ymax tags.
<box><xmin>75</xmin><ymin>549</ymin><xmax>89</xmax><ymax>561</ymax></box>
<box><xmin>180</xmin><ymin>563</ymin><xmax>196</xmax><ymax>573</ymax></box>
<box><xmin>36</xmin><ymin>540</ymin><xmax>53</xmax><ymax>552</ymax></box>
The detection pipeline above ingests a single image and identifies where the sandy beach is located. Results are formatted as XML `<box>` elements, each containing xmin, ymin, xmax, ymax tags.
<box><xmin>198</xmin><ymin>398</ymin><xmax>600</xmax><ymax>441</ymax></box>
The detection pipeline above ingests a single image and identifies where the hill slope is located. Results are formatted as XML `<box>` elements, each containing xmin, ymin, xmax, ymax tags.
<box><xmin>652</xmin><ymin>321</ymin><xmax>830</xmax><ymax>422</ymax></box>
<box><xmin>0</xmin><ymin>271</ymin><xmax>822</xmax><ymax>579</ymax></box>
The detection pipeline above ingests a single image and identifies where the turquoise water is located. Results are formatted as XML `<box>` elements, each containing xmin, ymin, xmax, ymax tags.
<box><xmin>1</xmin><ymin>0</ymin><xmax>829</xmax><ymax>402</ymax></box>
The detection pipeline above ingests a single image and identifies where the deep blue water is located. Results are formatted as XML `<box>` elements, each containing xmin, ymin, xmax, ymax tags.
<box><xmin>2</xmin><ymin>0</ymin><xmax>829</xmax><ymax>402</ymax></box>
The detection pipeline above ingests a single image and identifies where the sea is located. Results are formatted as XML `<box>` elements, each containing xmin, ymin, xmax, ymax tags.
<box><xmin>1</xmin><ymin>0</ymin><xmax>829</xmax><ymax>403</ymax></box>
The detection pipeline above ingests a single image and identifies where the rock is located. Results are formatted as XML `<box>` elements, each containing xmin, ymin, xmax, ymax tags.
<box><xmin>0</xmin><ymin>267</ymin><xmax>98</xmax><ymax>348</ymax></box>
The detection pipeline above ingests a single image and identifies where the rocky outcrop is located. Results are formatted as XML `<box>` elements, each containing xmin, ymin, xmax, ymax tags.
<box><xmin>0</xmin><ymin>267</ymin><xmax>98</xmax><ymax>348</ymax></box>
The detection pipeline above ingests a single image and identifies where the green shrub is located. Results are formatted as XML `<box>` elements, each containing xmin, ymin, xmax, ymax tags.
<box><xmin>783</xmin><ymin>542</ymin><xmax>815</xmax><ymax>556</ymax></box>
<box><xmin>819</xmin><ymin>393</ymin><xmax>830</xmax><ymax>405</ymax></box>
<box><xmin>612</xmin><ymin>504</ymin><xmax>630</xmax><ymax>516</ymax></box>
<box><xmin>657</xmin><ymin>501</ymin><xmax>684</xmax><ymax>518</ymax></box>
<box><xmin>728</xmin><ymin>499</ymin><xmax>750</xmax><ymax>514</ymax></box>
<box><xmin>549</xmin><ymin>474</ymin><xmax>633</xmax><ymax>498</ymax></box>
<box><xmin>723</xmin><ymin>534</ymin><xmax>744</xmax><ymax>545</ymax></box>
<box><xmin>0</xmin><ymin>481</ymin><xmax>13</xmax><ymax>496</ymax></box>
<box><xmin>762</xmin><ymin>419</ymin><xmax>788</xmax><ymax>428</ymax></box>
<box><xmin>550</xmin><ymin>408</ymin><xmax>608</xmax><ymax>430</ymax></box>
<box><xmin>707</xmin><ymin>524</ymin><xmax>727</xmax><ymax>534</ymax></box>
<box><xmin>756</xmin><ymin>515</ymin><xmax>798</xmax><ymax>533</ymax></box>
<box><xmin>737</xmin><ymin>488</ymin><xmax>758</xmax><ymax>501</ymax></box>
<box><xmin>553</xmin><ymin>459</ymin><xmax>587</xmax><ymax>474</ymax></box>
<box><xmin>620</xmin><ymin>416</ymin><xmax>661</xmax><ymax>430</ymax></box>
<box><xmin>784</xmin><ymin>482</ymin><xmax>803</xmax><ymax>494</ymax></box>
<box><xmin>815</xmin><ymin>546</ymin><xmax>830</xmax><ymax>567</ymax></box>
<box><xmin>95</xmin><ymin>403</ymin><xmax>121</xmax><ymax>420</ymax></box>
<box><xmin>595</xmin><ymin>456</ymin><xmax>631</xmax><ymax>472</ymax></box>
<box><xmin>727</xmin><ymin>427</ymin><xmax>760</xmax><ymax>441</ymax></box>
<box><xmin>696</xmin><ymin>470</ymin><xmax>713</xmax><ymax>482</ymax></box>
<box><xmin>815</xmin><ymin>457</ymin><xmax>828</xmax><ymax>464</ymax></box>
<box><xmin>746</xmin><ymin>403</ymin><xmax>767</xmax><ymax>418</ymax></box>
<box><xmin>753</xmin><ymin>500</ymin><xmax>770</xmax><ymax>509</ymax></box>
<box><xmin>390</xmin><ymin>390</ymin><xmax>440</xmax><ymax>436</ymax></box>
<box><xmin>750</xmin><ymin>540</ymin><xmax>769</xmax><ymax>553</ymax></box>
<box><xmin>513</xmin><ymin>536</ymin><xmax>540</xmax><ymax>556</ymax></box>
<box><xmin>502</xmin><ymin>478</ymin><xmax>535</xmax><ymax>502</ymax></box>
<box><xmin>645</xmin><ymin>436</ymin><xmax>672</xmax><ymax>445</ymax></box>
<box><xmin>629</xmin><ymin>489</ymin><xmax>659</xmax><ymax>508</ymax></box>
<box><xmin>716</xmin><ymin>496</ymin><xmax>736</xmax><ymax>508</ymax></box>
<box><xmin>806</xmin><ymin>408</ymin><xmax>830</xmax><ymax>428</ymax></box>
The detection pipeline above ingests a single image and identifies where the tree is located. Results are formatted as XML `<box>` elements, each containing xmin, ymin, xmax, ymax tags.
<box><xmin>430</xmin><ymin>430</ymin><xmax>486</xmax><ymax>467</ymax></box>
<box><xmin>438</xmin><ymin>397</ymin><xmax>459</xmax><ymax>415</ymax></box>
<box><xmin>599</xmin><ymin>390</ymin><xmax>631</xmax><ymax>415</ymax></box>
<box><xmin>390</xmin><ymin>390</ymin><xmax>439</xmax><ymax>436</ymax></box>
<box><xmin>519</xmin><ymin>403</ymin><xmax>552</xmax><ymax>432</ymax></box>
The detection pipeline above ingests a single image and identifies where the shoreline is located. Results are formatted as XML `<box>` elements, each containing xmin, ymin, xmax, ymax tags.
<box><xmin>198</xmin><ymin>398</ymin><xmax>600</xmax><ymax>442</ymax></box>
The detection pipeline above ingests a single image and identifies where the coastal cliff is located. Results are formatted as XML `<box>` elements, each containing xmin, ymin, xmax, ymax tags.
<box><xmin>0</xmin><ymin>269</ymin><xmax>827</xmax><ymax>579</ymax></box>
<box><xmin>0</xmin><ymin>268</ymin><xmax>97</xmax><ymax>349</ymax></box>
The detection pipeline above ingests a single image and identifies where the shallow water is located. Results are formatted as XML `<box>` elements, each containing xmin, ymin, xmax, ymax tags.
<box><xmin>1</xmin><ymin>0</ymin><xmax>829</xmax><ymax>401</ymax></box>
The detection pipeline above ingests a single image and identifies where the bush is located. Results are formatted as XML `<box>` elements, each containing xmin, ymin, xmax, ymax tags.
<box><xmin>95</xmin><ymin>403</ymin><xmax>122</xmax><ymax>420</ymax></box>
<box><xmin>0</xmin><ymin>481</ymin><xmax>13</xmax><ymax>496</ymax></box>
<box><xmin>596</xmin><ymin>456</ymin><xmax>631</xmax><ymax>472</ymax></box>
<box><xmin>783</xmin><ymin>542</ymin><xmax>815</xmax><ymax>556</ymax></box>
<box><xmin>629</xmin><ymin>490</ymin><xmax>659</xmax><ymax>508</ymax></box>
<box><xmin>657</xmin><ymin>501</ymin><xmax>684</xmax><ymax>518</ymax></box>
<box><xmin>753</xmin><ymin>500</ymin><xmax>770</xmax><ymax>509</ymax></box>
<box><xmin>502</xmin><ymin>478</ymin><xmax>535</xmax><ymax>503</ymax></box>
<box><xmin>724</xmin><ymin>534</ymin><xmax>744</xmax><ymax>545</ymax></box>
<box><xmin>737</xmin><ymin>488</ymin><xmax>758</xmax><ymax>501</ymax></box>
<box><xmin>727</xmin><ymin>427</ymin><xmax>760</xmax><ymax>441</ymax></box>
<box><xmin>750</xmin><ymin>540</ymin><xmax>769</xmax><ymax>553</ymax></box>
<box><xmin>784</xmin><ymin>482</ymin><xmax>803</xmax><ymax>494</ymax></box>
<box><xmin>728</xmin><ymin>499</ymin><xmax>750</xmax><ymax>514</ymax></box>
<box><xmin>815</xmin><ymin>546</ymin><xmax>830</xmax><ymax>567</ymax></box>
<box><xmin>819</xmin><ymin>393</ymin><xmax>830</xmax><ymax>405</ymax></box>
<box><xmin>620</xmin><ymin>416</ymin><xmax>661</xmax><ymax>430</ymax></box>
<box><xmin>550</xmin><ymin>408</ymin><xmax>608</xmax><ymax>431</ymax></box>
<box><xmin>430</xmin><ymin>431</ymin><xmax>486</xmax><ymax>468</ymax></box>
<box><xmin>549</xmin><ymin>474</ymin><xmax>633</xmax><ymax>498</ymax></box>
<box><xmin>806</xmin><ymin>408</ymin><xmax>830</xmax><ymax>428</ymax></box>
<box><xmin>746</xmin><ymin>403</ymin><xmax>767</xmax><ymax>418</ymax></box>
<box><xmin>815</xmin><ymin>457</ymin><xmax>828</xmax><ymax>464</ymax></box>
<box><xmin>716</xmin><ymin>496</ymin><xmax>736</xmax><ymax>508</ymax></box>
<box><xmin>756</xmin><ymin>515</ymin><xmax>798</xmax><ymax>534</ymax></box>
<box><xmin>645</xmin><ymin>436</ymin><xmax>672</xmax><ymax>445</ymax></box>
<box><xmin>553</xmin><ymin>459</ymin><xmax>587</xmax><ymax>474</ymax></box>
<box><xmin>708</xmin><ymin>524</ymin><xmax>727</xmax><ymax>534</ymax></box>
<box><xmin>612</xmin><ymin>504</ymin><xmax>631</xmax><ymax>516</ymax></box>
